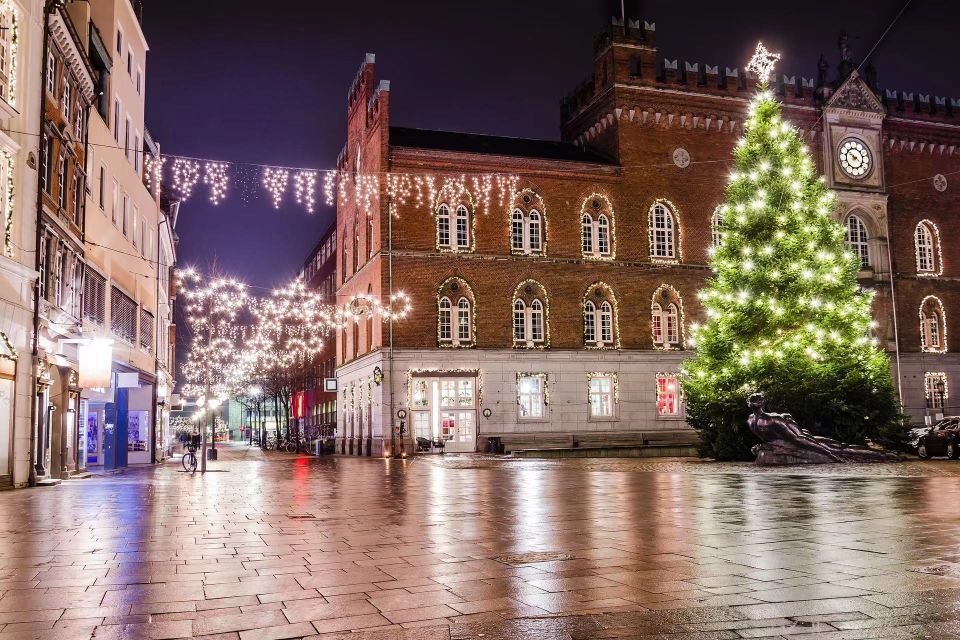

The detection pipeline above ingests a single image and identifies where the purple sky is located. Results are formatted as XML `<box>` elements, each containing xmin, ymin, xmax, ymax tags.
<box><xmin>143</xmin><ymin>0</ymin><xmax>959</xmax><ymax>290</ymax></box>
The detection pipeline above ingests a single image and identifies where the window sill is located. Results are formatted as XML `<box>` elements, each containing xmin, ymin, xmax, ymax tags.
<box><xmin>656</xmin><ymin>415</ymin><xmax>685</xmax><ymax>421</ymax></box>
<box><xmin>588</xmin><ymin>416</ymin><xmax>619</xmax><ymax>422</ymax></box>
<box><xmin>518</xmin><ymin>417</ymin><xmax>549</xmax><ymax>423</ymax></box>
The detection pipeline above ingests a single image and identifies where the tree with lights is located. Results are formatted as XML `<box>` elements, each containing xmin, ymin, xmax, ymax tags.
<box><xmin>683</xmin><ymin>44</ymin><xmax>905</xmax><ymax>461</ymax></box>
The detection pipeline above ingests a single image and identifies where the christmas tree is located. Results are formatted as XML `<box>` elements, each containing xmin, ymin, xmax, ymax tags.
<box><xmin>682</xmin><ymin>44</ymin><xmax>905</xmax><ymax>460</ymax></box>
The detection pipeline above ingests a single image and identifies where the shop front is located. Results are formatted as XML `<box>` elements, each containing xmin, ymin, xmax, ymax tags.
<box><xmin>410</xmin><ymin>373</ymin><xmax>477</xmax><ymax>453</ymax></box>
<box><xmin>81</xmin><ymin>366</ymin><xmax>155</xmax><ymax>470</ymax></box>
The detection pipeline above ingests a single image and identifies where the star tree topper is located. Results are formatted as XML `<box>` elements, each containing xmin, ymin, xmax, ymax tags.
<box><xmin>746</xmin><ymin>41</ymin><xmax>781</xmax><ymax>84</ymax></box>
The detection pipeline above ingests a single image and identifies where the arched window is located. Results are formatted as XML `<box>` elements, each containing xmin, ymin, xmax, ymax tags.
<box><xmin>457</xmin><ymin>298</ymin><xmax>471</xmax><ymax>341</ymax></box>
<box><xmin>353</xmin><ymin>214</ymin><xmax>360</xmax><ymax>271</ymax></box>
<box><xmin>581</xmin><ymin>214</ymin><xmax>593</xmax><ymax>254</ymax></box>
<box><xmin>711</xmin><ymin>207</ymin><xmax>724</xmax><ymax>250</ymax></box>
<box><xmin>584</xmin><ymin>300</ymin><xmax>596</xmax><ymax>343</ymax></box>
<box><xmin>649</xmin><ymin>200</ymin><xmax>678</xmax><ymax>261</ymax></box>
<box><xmin>438</xmin><ymin>277</ymin><xmax>476</xmax><ymax>346</ymax></box>
<box><xmin>512</xmin><ymin>280</ymin><xmax>549</xmax><ymax>347</ymax></box>
<box><xmin>651</xmin><ymin>285</ymin><xmax>684</xmax><ymax>349</ymax></box>
<box><xmin>513</xmin><ymin>298</ymin><xmax>526</xmax><ymax>342</ymax></box>
<box><xmin>455</xmin><ymin>205</ymin><xmax>470</xmax><ymax>249</ymax></box>
<box><xmin>510</xmin><ymin>190</ymin><xmax>546</xmax><ymax>255</ymax></box>
<box><xmin>511</xmin><ymin>210</ymin><xmax>524</xmax><ymax>252</ymax></box>
<box><xmin>844</xmin><ymin>214</ymin><xmax>869</xmax><ymax>268</ymax></box>
<box><xmin>583</xmin><ymin>283</ymin><xmax>618</xmax><ymax>348</ymax></box>
<box><xmin>438</xmin><ymin>297</ymin><xmax>452</xmax><ymax>342</ymax></box>
<box><xmin>580</xmin><ymin>195</ymin><xmax>614</xmax><ymax>259</ymax></box>
<box><xmin>436</xmin><ymin>204</ymin><xmax>451</xmax><ymax>248</ymax></box>
<box><xmin>915</xmin><ymin>220</ymin><xmax>941</xmax><ymax>276</ymax></box>
<box><xmin>528</xmin><ymin>211</ymin><xmax>542</xmax><ymax>252</ymax></box>
<box><xmin>920</xmin><ymin>295</ymin><xmax>947</xmax><ymax>353</ymax></box>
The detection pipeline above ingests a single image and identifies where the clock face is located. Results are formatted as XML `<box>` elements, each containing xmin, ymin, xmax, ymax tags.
<box><xmin>838</xmin><ymin>138</ymin><xmax>872</xmax><ymax>179</ymax></box>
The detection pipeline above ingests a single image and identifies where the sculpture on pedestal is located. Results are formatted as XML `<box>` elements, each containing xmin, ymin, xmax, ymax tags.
<box><xmin>747</xmin><ymin>392</ymin><xmax>900</xmax><ymax>464</ymax></box>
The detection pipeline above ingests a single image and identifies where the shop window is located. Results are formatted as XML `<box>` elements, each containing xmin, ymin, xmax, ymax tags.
<box><xmin>588</xmin><ymin>373</ymin><xmax>617</xmax><ymax>418</ymax></box>
<box><xmin>518</xmin><ymin>374</ymin><xmax>546</xmax><ymax>419</ymax></box>
<box><xmin>657</xmin><ymin>374</ymin><xmax>682</xmax><ymax>417</ymax></box>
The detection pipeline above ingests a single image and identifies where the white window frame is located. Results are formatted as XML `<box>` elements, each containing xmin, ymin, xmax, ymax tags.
<box><xmin>136</xmin><ymin>66</ymin><xmax>143</xmax><ymax>95</ymax></box>
<box><xmin>56</xmin><ymin>155</ymin><xmax>66</xmax><ymax>210</ymax></box>
<box><xmin>98</xmin><ymin>165</ymin><xmax>106</xmax><ymax>210</ymax></box>
<box><xmin>517</xmin><ymin>374</ymin><xmax>547</xmax><ymax>420</ymax></box>
<box><xmin>457</xmin><ymin>298</ymin><xmax>471</xmax><ymax>343</ymax></box>
<box><xmin>582</xmin><ymin>213</ymin><xmax>612</xmax><ymax>259</ymax></box>
<box><xmin>925</xmin><ymin>372</ymin><xmax>949</xmax><ymax>411</ymax></box>
<box><xmin>711</xmin><ymin>207</ymin><xmax>724</xmax><ymax>249</ymax></box>
<box><xmin>511</xmin><ymin>208</ymin><xmax>543</xmax><ymax>254</ymax></box>
<box><xmin>124</xmin><ymin>116</ymin><xmax>131</xmax><ymax>160</ymax></box>
<box><xmin>652</xmin><ymin>302</ymin><xmax>680</xmax><ymax>347</ymax></box>
<box><xmin>915</xmin><ymin>221</ymin><xmax>940</xmax><ymax>276</ymax></box>
<box><xmin>436</xmin><ymin>204</ymin><xmax>450</xmax><ymax>248</ymax></box>
<box><xmin>650</xmin><ymin>201</ymin><xmax>677</xmax><ymax>260</ymax></box>
<box><xmin>113</xmin><ymin>98</ymin><xmax>121</xmax><ymax>144</ymax></box>
<box><xmin>588</xmin><ymin>373</ymin><xmax>617</xmax><ymax>419</ymax></box>
<box><xmin>513</xmin><ymin>298</ymin><xmax>546</xmax><ymax>347</ymax></box>
<box><xmin>46</xmin><ymin>51</ymin><xmax>56</xmax><ymax>95</ymax></box>
<box><xmin>920</xmin><ymin>296</ymin><xmax>947</xmax><ymax>353</ymax></box>
<box><xmin>845</xmin><ymin>214</ymin><xmax>870</xmax><ymax>268</ymax></box>
<box><xmin>111</xmin><ymin>179</ymin><xmax>119</xmax><ymax>224</ymax></box>
<box><xmin>656</xmin><ymin>373</ymin><xmax>683</xmax><ymax>418</ymax></box>
<box><xmin>455</xmin><ymin>204</ymin><xmax>470</xmax><ymax>249</ymax></box>
<box><xmin>133</xmin><ymin>131</ymin><xmax>141</xmax><ymax>172</ymax></box>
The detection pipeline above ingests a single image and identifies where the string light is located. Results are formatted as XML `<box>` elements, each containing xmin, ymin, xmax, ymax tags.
<box><xmin>172</xmin><ymin>158</ymin><xmax>201</xmax><ymax>200</ymax></box>
<box><xmin>294</xmin><ymin>170</ymin><xmax>317</xmax><ymax>213</ymax></box>
<box><xmin>203</xmin><ymin>161</ymin><xmax>230</xmax><ymax>205</ymax></box>
<box><xmin>262</xmin><ymin>168</ymin><xmax>289</xmax><ymax>209</ymax></box>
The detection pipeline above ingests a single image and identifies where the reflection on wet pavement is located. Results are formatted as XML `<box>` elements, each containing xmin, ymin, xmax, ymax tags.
<box><xmin>0</xmin><ymin>443</ymin><xmax>958</xmax><ymax>639</ymax></box>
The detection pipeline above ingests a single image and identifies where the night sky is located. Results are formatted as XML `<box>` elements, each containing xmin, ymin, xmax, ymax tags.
<box><xmin>142</xmin><ymin>0</ymin><xmax>959</xmax><ymax>291</ymax></box>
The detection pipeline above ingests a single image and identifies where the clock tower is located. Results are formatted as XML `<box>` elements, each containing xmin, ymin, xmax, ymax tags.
<box><xmin>820</xmin><ymin>70</ymin><xmax>891</xmax><ymax>279</ymax></box>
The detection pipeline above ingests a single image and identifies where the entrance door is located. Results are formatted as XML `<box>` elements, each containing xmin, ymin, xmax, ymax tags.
<box><xmin>410</xmin><ymin>375</ymin><xmax>477</xmax><ymax>453</ymax></box>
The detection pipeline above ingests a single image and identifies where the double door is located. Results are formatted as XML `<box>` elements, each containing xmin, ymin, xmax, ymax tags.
<box><xmin>411</xmin><ymin>376</ymin><xmax>476</xmax><ymax>453</ymax></box>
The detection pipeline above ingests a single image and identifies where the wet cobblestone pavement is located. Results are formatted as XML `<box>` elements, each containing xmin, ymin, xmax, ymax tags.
<box><xmin>2</xmin><ymin>444</ymin><xmax>960</xmax><ymax>639</ymax></box>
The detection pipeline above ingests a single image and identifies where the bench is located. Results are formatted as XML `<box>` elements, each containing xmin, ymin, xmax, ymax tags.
<box><xmin>640</xmin><ymin>430</ymin><xmax>700</xmax><ymax>447</ymax></box>
<box><xmin>498</xmin><ymin>433</ymin><xmax>575</xmax><ymax>453</ymax></box>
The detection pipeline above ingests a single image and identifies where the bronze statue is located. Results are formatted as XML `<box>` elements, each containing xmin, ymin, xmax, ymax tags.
<box><xmin>747</xmin><ymin>392</ymin><xmax>899</xmax><ymax>464</ymax></box>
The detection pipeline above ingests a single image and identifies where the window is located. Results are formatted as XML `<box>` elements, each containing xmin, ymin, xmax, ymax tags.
<box><xmin>436</xmin><ymin>204</ymin><xmax>450</xmax><ymax>248</ymax></box>
<box><xmin>584</xmin><ymin>300</ymin><xmax>596</xmax><ymax>343</ymax></box>
<box><xmin>920</xmin><ymin>296</ymin><xmax>947</xmax><ymax>353</ymax></box>
<box><xmin>352</xmin><ymin>215</ymin><xmax>359</xmax><ymax>271</ymax></box>
<box><xmin>148</xmin><ymin>229</ymin><xmax>154</xmax><ymax>261</ymax></box>
<box><xmin>0</xmin><ymin>9</ymin><xmax>13</xmax><ymax>104</ymax></box>
<box><xmin>588</xmin><ymin>373</ymin><xmax>616</xmax><ymax>418</ymax></box>
<box><xmin>136</xmin><ymin>67</ymin><xmax>143</xmax><ymax>95</ymax></box>
<box><xmin>46</xmin><ymin>51</ymin><xmax>56</xmax><ymax>95</ymax></box>
<box><xmin>845</xmin><ymin>214</ymin><xmax>870</xmax><ymax>268</ymax></box>
<box><xmin>42</xmin><ymin>137</ymin><xmax>53</xmax><ymax>194</ymax></box>
<box><xmin>62</xmin><ymin>81</ymin><xmax>71</xmax><ymax>121</ymax></box>
<box><xmin>133</xmin><ymin>132</ymin><xmax>140</xmax><ymax>172</ymax></box>
<box><xmin>657</xmin><ymin>374</ymin><xmax>682</xmax><ymax>417</ymax></box>
<box><xmin>711</xmin><ymin>206</ymin><xmax>724</xmax><ymax>250</ymax></box>
<box><xmin>366</xmin><ymin>216</ymin><xmax>374</xmax><ymax>258</ymax></box>
<box><xmin>113</xmin><ymin>98</ymin><xmax>121</xmax><ymax>144</ymax></box>
<box><xmin>531</xmin><ymin>299</ymin><xmax>544</xmax><ymax>343</ymax></box>
<box><xmin>584</xmin><ymin>284</ymin><xmax>617</xmax><ymax>347</ymax></box>
<box><xmin>513</xmin><ymin>299</ymin><xmax>525</xmax><ymax>342</ymax></box>
<box><xmin>53</xmin><ymin>245</ymin><xmax>63</xmax><ymax>308</ymax></box>
<box><xmin>39</xmin><ymin>232</ymin><xmax>49</xmax><ymax>300</ymax></box>
<box><xmin>580</xmin><ymin>195</ymin><xmax>614</xmax><ymax>258</ymax></box>
<box><xmin>111</xmin><ymin>287</ymin><xmax>136</xmax><ymax>342</ymax></box>
<box><xmin>510</xmin><ymin>191</ymin><xmax>546</xmax><ymax>254</ymax></box>
<box><xmin>72</xmin><ymin>171</ymin><xmax>82</xmax><ymax>225</ymax></box>
<box><xmin>98</xmin><ymin>165</ymin><xmax>106</xmax><ymax>210</ymax></box>
<box><xmin>455</xmin><ymin>205</ymin><xmax>469</xmax><ymax>249</ymax></box>
<box><xmin>75</xmin><ymin>105</ymin><xmax>84</xmax><ymax>139</ymax></box>
<box><xmin>139</xmin><ymin>308</ymin><xmax>154</xmax><ymax>351</ymax></box>
<box><xmin>439</xmin><ymin>297</ymin><xmax>452</xmax><ymax>342</ymax></box>
<box><xmin>518</xmin><ymin>374</ymin><xmax>546</xmax><ymax>419</ymax></box>
<box><xmin>512</xmin><ymin>280</ymin><xmax>548</xmax><ymax>347</ymax></box>
<box><xmin>649</xmin><ymin>201</ymin><xmax>678</xmax><ymax>261</ymax></box>
<box><xmin>116</xmin><ymin>27</ymin><xmax>123</xmax><ymax>55</ymax></box>
<box><xmin>915</xmin><ymin>220</ymin><xmax>941</xmax><ymax>276</ymax></box>
<box><xmin>124</xmin><ymin>116</ymin><xmax>131</xmax><ymax>160</ymax></box>
<box><xmin>457</xmin><ymin>298</ymin><xmax>471</xmax><ymax>342</ymax></box>
<box><xmin>111</xmin><ymin>179</ymin><xmax>119</xmax><ymax>224</ymax></box>
<box><xmin>56</xmin><ymin>155</ymin><xmax>66</xmax><ymax>210</ymax></box>
<box><xmin>83</xmin><ymin>267</ymin><xmax>106</xmax><ymax>325</ymax></box>
<box><xmin>132</xmin><ymin>206</ymin><xmax>139</xmax><ymax>248</ymax></box>
<box><xmin>127</xmin><ymin>48</ymin><xmax>133</xmax><ymax>77</ymax></box>
<box><xmin>437</xmin><ymin>278</ymin><xmax>475</xmax><ymax>347</ymax></box>
<box><xmin>925</xmin><ymin>372</ymin><xmax>948</xmax><ymax>411</ymax></box>
<box><xmin>651</xmin><ymin>285</ymin><xmax>684</xmax><ymax>349</ymax></box>
<box><xmin>122</xmin><ymin>194</ymin><xmax>129</xmax><ymax>237</ymax></box>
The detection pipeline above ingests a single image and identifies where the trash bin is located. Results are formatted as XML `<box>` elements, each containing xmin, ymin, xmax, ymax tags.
<box><xmin>487</xmin><ymin>437</ymin><xmax>502</xmax><ymax>454</ymax></box>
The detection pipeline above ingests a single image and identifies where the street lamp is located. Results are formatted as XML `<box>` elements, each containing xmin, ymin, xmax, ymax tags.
<box><xmin>247</xmin><ymin>386</ymin><xmax>261</xmax><ymax>446</ymax></box>
<box><xmin>208</xmin><ymin>397</ymin><xmax>222</xmax><ymax>460</ymax></box>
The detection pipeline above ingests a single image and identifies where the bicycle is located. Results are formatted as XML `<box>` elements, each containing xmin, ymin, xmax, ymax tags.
<box><xmin>182</xmin><ymin>443</ymin><xmax>198</xmax><ymax>473</ymax></box>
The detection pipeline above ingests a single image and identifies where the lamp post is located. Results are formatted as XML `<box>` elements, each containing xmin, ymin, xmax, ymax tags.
<box><xmin>208</xmin><ymin>397</ymin><xmax>221</xmax><ymax>460</ymax></box>
<box><xmin>247</xmin><ymin>385</ymin><xmax>261</xmax><ymax>447</ymax></box>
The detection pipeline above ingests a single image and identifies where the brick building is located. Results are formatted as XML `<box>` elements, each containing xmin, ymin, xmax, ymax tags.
<box><xmin>334</xmin><ymin>22</ymin><xmax>960</xmax><ymax>457</ymax></box>
<box><xmin>297</xmin><ymin>225</ymin><xmax>337</xmax><ymax>435</ymax></box>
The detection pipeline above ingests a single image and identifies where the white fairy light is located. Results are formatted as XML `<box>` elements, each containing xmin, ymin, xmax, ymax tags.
<box><xmin>172</xmin><ymin>158</ymin><xmax>201</xmax><ymax>200</ymax></box>
<box><xmin>746</xmin><ymin>42</ymin><xmax>781</xmax><ymax>84</ymax></box>
<box><xmin>294</xmin><ymin>170</ymin><xmax>318</xmax><ymax>213</ymax></box>
<box><xmin>203</xmin><ymin>161</ymin><xmax>230</xmax><ymax>205</ymax></box>
<box><xmin>262</xmin><ymin>168</ymin><xmax>289</xmax><ymax>209</ymax></box>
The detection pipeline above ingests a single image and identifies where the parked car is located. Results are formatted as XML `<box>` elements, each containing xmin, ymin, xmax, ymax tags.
<box><xmin>917</xmin><ymin>417</ymin><xmax>960</xmax><ymax>459</ymax></box>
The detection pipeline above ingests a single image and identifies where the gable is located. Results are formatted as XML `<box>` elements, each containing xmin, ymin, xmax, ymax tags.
<box><xmin>825</xmin><ymin>71</ymin><xmax>885</xmax><ymax>115</ymax></box>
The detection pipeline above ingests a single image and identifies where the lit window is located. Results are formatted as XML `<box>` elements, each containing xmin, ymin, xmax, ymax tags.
<box><xmin>925</xmin><ymin>372</ymin><xmax>948</xmax><ymax>411</ymax></box>
<box><xmin>511</xmin><ymin>209</ymin><xmax>524</xmax><ymax>251</ymax></box>
<box><xmin>589</xmin><ymin>373</ymin><xmax>616</xmax><ymax>418</ymax></box>
<box><xmin>657</xmin><ymin>374</ymin><xmax>682</xmax><ymax>417</ymax></box>
<box><xmin>845</xmin><ymin>214</ymin><xmax>870</xmax><ymax>268</ymax></box>
<box><xmin>528</xmin><ymin>211</ymin><xmax>542</xmax><ymax>252</ymax></box>
<box><xmin>457</xmin><ymin>298</ymin><xmax>471</xmax><ymax>342</ymax></box>
<box><xmin>581</xmin><ymin>214</ymin><xmax>593</xmax><ymax>254</ymax></box>
<box><xmin>920</xmin><ymin>296</ymin><xmax>947</xmax><ymax>353</ymax></box>
<box><xmin>597</xmin><ymin>214</ymin><xmax>610</xmax><ymax>254</ymax></box>
<box><xmin>530</xmin><ymin>299</ymin><xmax>544</xmax><ymax>343</ymax></box>
<box><xmin>599</xmin><ymin>301</ymin><xmax>613</xmax><ymax>344</ymax></box>
<box><xmin>513</xmin><ymin>299</ymin><xmax>525</xmax><ymax>342</ymax></box>
<box><xmin>651</xmin><ymin>286</ymin><xmax>683</xmax><ymax>348</ymax></box>
<box><xmin>510</xmin><ymin>201</ymin><xmax>544</xmax><ymax>255</ymax></box>
<box><xmin>711</xmin><ymin>207</ymin><xmax>724</xmax><ymax>249</ymax></box>
<box><xmin>512</xmin><ymin>289</ymin><xmax>547</xmax><ymax>348</ymax></box>
<box><xmin>581</xmin><ymin>195</ymin><xmax>614</xmax><ymax>258</ymax></box>
<box><xmin>455</xmin><ymin>205</ymin><xmax>469</xmax><ymax>249</ymax></box>
<box><xmin>915</xmin><ymin>220</ymin><xmax>941</xmax><ymax>276</ymax></box>
<box><xmin>584</xmin><ymin>285</ymin><xmax>617</xmax><ymax>347</ymax></box>
<box><xmin>650</xmin><ymin>201</ymin><xmax>677</xmax><ymax>260</ymax></box>
<box><xmin>518</xmin><ymin>374</ymin><xmax>546</xmax><ymax>419</ymax></box>
<box><xmin>584</xmin><ymin>300</ymin><xmax>596</xmax><ymax>344</ymax></box>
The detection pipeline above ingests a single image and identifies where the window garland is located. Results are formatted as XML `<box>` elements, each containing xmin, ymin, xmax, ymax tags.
<box><xmin>651</xmin><ymin>284</ymin><xmax>685</xmax><ymax>350</ymax></box>
<box><xmin>648</xmin><ymin>198</ymin><xmax>682</xmax><ymax>264</ymax></box>
<box><xmin>511</xmin><ymin>279</ymin><xmax>550</xmax><ymax>349</ymax></box>
<box><xmin>582</xmin><ymin>282</ymin><xmax>620</xmax><ymax>349</ymax></box>
<box><xmin>579</xmin><ymin>193</ymin><xmax>615</xmax><ymax>260</ymax></box>
<box><xmin>914</xmin><ymin>219</ymin><xmax>943</xmax><ymax>277</ymax></box>
<box><xmin>437</xmin><ymin>276</ymin><xmax>476</xmax><ymax>348</ymax></box>
<box><xmin>920</xmin><ymin>295</ymin><xmax>947</xmax><ymax>354</ymax></box>
<box><xmin>509</xmin><ymin>188</ymin><xmax>547</xmax><ymax>256</ymax></box>
<box><xmin>434</xmin><ymin>184</ymin><xmax>476</xmax><ymax>253</ymax></box>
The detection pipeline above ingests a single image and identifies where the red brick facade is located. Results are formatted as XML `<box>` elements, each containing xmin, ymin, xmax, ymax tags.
<box><xmin>334</xmin><ymin>23</ymin><xmax>960</xmax><ymax>455</ymax></box>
